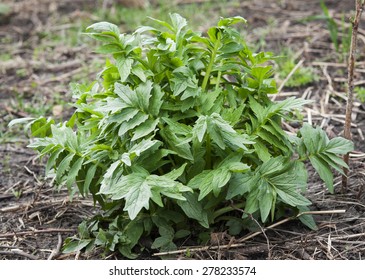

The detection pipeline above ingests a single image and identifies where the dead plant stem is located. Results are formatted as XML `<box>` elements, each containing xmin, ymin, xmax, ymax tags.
<box><xmin>343</xmin><ymin>0</ymin><xmax>365</xmax><ymax>190</ymax></box>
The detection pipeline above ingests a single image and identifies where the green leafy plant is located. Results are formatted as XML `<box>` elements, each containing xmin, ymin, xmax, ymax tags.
<box><xmin>355</xmin><ymin>86</ymin><xmax>365</xmax><ymax>103</ymax></box>
<box><xmin>277</xmin><ymin>49</ymin><xmax>318</xmax><ymax>88</ymax></box>
<box><xmin>320</xmin><ymin>0</ymin><xmax>352</xmax><ymax>59</ymax></box>
<box><xmin>9</xmin><ymin>14</ymin><xmax>353</xmax><ymax>258</ymax></box>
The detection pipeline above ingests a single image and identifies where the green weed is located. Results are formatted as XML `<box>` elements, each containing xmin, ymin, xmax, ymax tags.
<box><xmin>320</xmin><ymin>0</ymin><xmax>352</xmax><ymax>60</ymax></box>
<box><xmin>10</xmin><ymin>14</ymin><xmax>353</xmax><ymax>258</ymax></box>
<box><xmin>355</xmin><ymin>87</ymin><xmax>365</xmax><ymax>103</ymax></box>
<box><xmin>277</xmin><ymin>49</ymin><xmax>318</xmax><ymax>88</ymax></box>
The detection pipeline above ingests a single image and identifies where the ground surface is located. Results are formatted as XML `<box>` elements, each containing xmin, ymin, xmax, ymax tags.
<box><xmin>0</xmin><ymin>0</ymin><xmax>365</xmax><ymax>260</ymax></box>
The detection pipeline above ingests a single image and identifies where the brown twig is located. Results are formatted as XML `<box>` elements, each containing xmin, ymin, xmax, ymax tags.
<box><xmin>230</xmin><ymin>203</ymin><xmax>272</xmax><ymax>259</ymax></box>
<box><xmin>0</xmin><ymin>228</ymin><xmax>76</xmax><ymax>239</ymax></box>
<box><xmin>0</xmin><ymin>249</ymin><xmax>39</xmax><ymax>260</ymax></box>
<box><xmin>48</xmin><ymin>233</ymin><xmax>63</xmax><ymax>260</ymax></box>
<box><xmin>342</xmin><ymin>0</ymin><xmax>365</xmax><ymax>190</ymax></box>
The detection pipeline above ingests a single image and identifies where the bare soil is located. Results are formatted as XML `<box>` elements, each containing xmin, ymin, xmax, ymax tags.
<box><xmin>0</xmin><ymin>0</ymin><xmax>364</xmax><ymax>260</ymax></box>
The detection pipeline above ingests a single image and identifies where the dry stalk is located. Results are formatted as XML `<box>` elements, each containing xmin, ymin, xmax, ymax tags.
<box><xmin>342</xmin><ymin>0</ymin><xmax>365</xmax><ymax>190</ymax></box>
<box><xmin>275</xmin><ymin>58</ymin><xmax>305</xmax><ymax>99</ymax></box>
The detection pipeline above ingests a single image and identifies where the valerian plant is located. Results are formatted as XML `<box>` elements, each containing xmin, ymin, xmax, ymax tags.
<box><xmin>10</xmin><ymin>14</ymin><xmax>353</xmax><ymax>258</ymax></box>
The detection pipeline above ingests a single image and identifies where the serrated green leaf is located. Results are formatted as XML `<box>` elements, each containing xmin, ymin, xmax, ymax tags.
<box><xmin>151</xmin><ymin>189</ymin><xmax>164</xmax><ymax>207</ymax></box>
<box><xmin>96</xmin><ymin>43</ymin><xmax>123</xmax><ymax>54</ymax></box>
<box><xmin>129</xmin><ymin>138</ymin><xmax>161</xmax><ymax>157</ymax></box>
<box><xmin>207</xmin><ymin>26</ymin><xmax>219</xmax><ymax>42</ymax></box>
<box><xmin>181</xmin><ymin>87</ymin><xmax>200</xmax><ymax>100</ymax></box>
<box><xmin>309</xmin><ymin>155</ymin><xmax>334</xmax><ymax>193</ymax></box>
<box><xmin>190</xmin><ymin>156</ymin><xmax>250</xmax><ymax>200</ymax></box>
<box><xmin>62</xmin><ymin>239</ymin><xmax>92</xmax><ymax>253</ymax></box>
<box><xmin>259</xmin><ymin>189</ymin><xmax>274</xmax><ymax>222</ymax></box>
<box><xmin>131</xmin><ymin>118</ymin><xmax>159</xmax><ymax>141</ymax></box>
<box><xmin>162</xmin><ymin>117</ymin><xmax>192</xmax><ymax>135</ymax></box>
<box><xmin>298</xmin><ymin>206</ymin><xmax>318</xmax><ymax>230</ymax></box>
<box><xmin>136</xmin><ymin>81</ymin><xmax>153</xmax><ymax>112</ymax></box>
<box><xmin>86</xmin><ymin>22</ymin><xmax>120</xmax><ymax>38</ymax></box>
<box><xmin>253</xmin><ymin>140</ymin><xmax>271</xmax><ymax>162</ymax></box>
<box><xmin>226</xmin><ymin>173</ymin><xmax>252</xmax><ymax>199</ymax></box>
<box><xmin>46</xmin><ymin>148</ymin><xmax>64</xmax><ymax>175</ymax></box>
<box><xmin>318</xmin><ymin>153</ymin><xmax>347</xmax><ymax>175</ymax></box>
<box><xmin>148</xmin><ymin>16</ymin><xmax>174</xmax><ymax>31</ymax></box>
<box><xmin>151</xmin><ymin>235</ymin><xmax>173</xmax><ymax>249</ymax></box>
<box><xmin>276</xmin><ymin>161</ymin><xmax>307</xmax><ymax>186</ymax></box>
<box><xmin>160</xmin><ymin>128</ymin><xmax>193</xmax><ymax>161</ymax></box>
<box><xmin>123</xmin><ymin>179</ymin><xmax>151</xmax><ymax>220</ymax></box>
<box><xmin>262</xmin><ymin>124</ymin><xmax>286</xmax><ymax>142</ymax></box>
<box><xmin>300</xmin><ymin>123</ymin><xmax>326</xmax><ymax>153</ymax></box>
<box><xmin>104</xmin><ymin>169</ymin><xmax>190</xmax><ymax>219</ymax></box>
<box><xmin>48</xmin><ymin>124</ymin><xmax>78</xmax><ymax>152</ymax></box>
<box><xmin>114</xmin><ymin>83</ymin><xmax>138</xmax><ymax>107</ymax></box>
<box><xmin>102</xmin><ymin>97</ymin><xmax>128</xmax><ymax>113</ymax></box>
<box><xmin>257</xmin><ymin>130</ymin><xmax>288</xmax><ymax>152</ymax></box>
<box><xmin>8</xmin><ymin>117</ymin><xmax>35</xmax><ymax>127</ymax></box>
<box><xmin>200</xmin><ymin>89</ymin><xmax>221</xmax><ymax>114</ymax></box>
<box><xmin>149</xmin><ymin>85</ymin><xmax>164</xmax><ymax>117</ymax></box>
<box><xmin>83</xmin><ymin>164</ymin><xmax>97</xmax><ymax>196</ymax></box>
<box><xmin>206</xmin><ymin>116</ymin><xmax>226</xmax><ymax>149</ymax></box>
<box><xmin>30</xmin><ymin>118</ymin><xmax>54</xmax><ymax>138</ymax></box>
<box><xmin>56</xmin><ymin>153</ymin><xmax>75</xmax><ymax>183</ymax></box>
<box><xmin>244</xmin><ymin>186</ymin><xmax>260</xmax><ymax>214</ymax></box>
<box><xmin>193</xmin><ymin>116</ymin><xmax>207</xmax><ymax>142</ymax></box>
<box><xmin>126</xmin><ymin>220</ymin><xmax>144</xmax><ymax>247</ymax></box>
<box><xmin>116</xmin><ymin>57</ymin><xmax>133</xmax><ymax>82</ymax></box>
<box><xmin>40</xmin><ymin>145</ymin><xmax>58</xmax><ymax>157</ymax></box>
<box><xmin>188</xmin><ymin>168</ymin><xmax>231</xmax><ymax>200</ymax></box>
<box><xmin>170</xmin><ymin>12</ymin><xmax>187</xmax><ymax>33</ymax></box>
<box><xmin>86</xmin><ymin>33</ymin><xmax>117</xmax><ymax>43</ymax></box>
<box><xmin>132</xmin><ymin>65</ymin><xmax>147</xmax><ymax>82</ymax></box>
<box><xmin>226</xmin><ymin>161</ymin><xmax>250</xmax><ymax>172</ymax></box>
<box><xmin>107</xmin><ymin>108</ymin><xmax>139</xmax><ymax>124</ymax></box>
<box><xmin>174</xmin><ymin>229</ymin><xmax>190</xmax><ymax>239</ymax></box>
<box><xmin>177</xmin><ymin>192</ymin><xmax>209</xmax><ymax>228</ymax></box>
<box><xmin>221</xmin><ymin>104</ymin><xmax>245</xmax><ymax>126</ymax></box>
<box><xmin>147</xmin><ymin>174</ymin><xmax>189</xmax><ymax>193</ymax></box>
<box><xmin>164</xmin><ymin>163</ymin><xmax>187</xmax><ymax>180</ymax></box>
<box><xmin>66</xmin><ymin>157</ymin><xmax>84</xmax><ymax>190</ymax></box>
<box><xmin>258</xmin><ymin>156</ymin><xmax>289</xmax><ymax>177</ymax></box>
<box><xmin>326</xmin><ymin>137</ymin><xmax>354</xmax><ymax>154</ymax></box>
<box><xmin>246</xmin><ymin>158</ymin><xmax>310</xmax><ymax>221</ymax></box>
<box><xmin>118</xmin><ymin>112</ymin><xmax>149</xmax><ymax>137</ymax></box>
<box><xmin>218</xmin><ymin>16</ymin><xmax>247</xmax><ymax>27</ymax></box>
<box><xmin>220</xmin><ymin>42</ymin><xmax>244</xmax><ymax>53</ymax></box>
<box><xmin>275</xmin><ymin>186</ymin><xmax>311</xmax><ymax>207</ymax></box>
<box><xmin>298</xmin><ymin>214</ymin><xmax>318</xmax><ymax>230</ymax></box>
<box><xmin>99</xmin><ymin>160</ymin><xmax>122</xmax><ymax>194</ymax></box>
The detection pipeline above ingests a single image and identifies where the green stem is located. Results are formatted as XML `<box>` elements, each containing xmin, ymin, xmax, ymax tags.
<box><xmin>201</xmin><ymin>37</ymin><xmax>221</xmax><ymax>92</ymax></box>
<box><xmin>212</xmin><ymin>202</ymin><xmax>246</xmax><ymax>221</ymax></box>
<box><xmin>215</xmin><ymin>70</ymin><xmax>222</xmax><ymax>91</ymax></box>
<box><xmin>206</xmin><ymin>134</ymin><xmax>211</xmax><ymax>169</ymax></box>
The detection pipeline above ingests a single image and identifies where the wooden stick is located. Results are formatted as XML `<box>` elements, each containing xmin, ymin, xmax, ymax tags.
<box><xmin>48</xmin><ymin>233</ymin><xmax>63</xmax><ymax>260</ymax></box>
<box><xmin>0</xmin><ymin>249</ymin><xmax>39</xmax><ymax>260</ymax></box>
<box><xmin>0</xmin><ymin>228</ymin><xmax>76</xmax><ymax>239</ymax></box>
<box><xmin>342</xmin><ymin>0</ymin><xmax>365</xmax><ymax>190</ymax></box>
